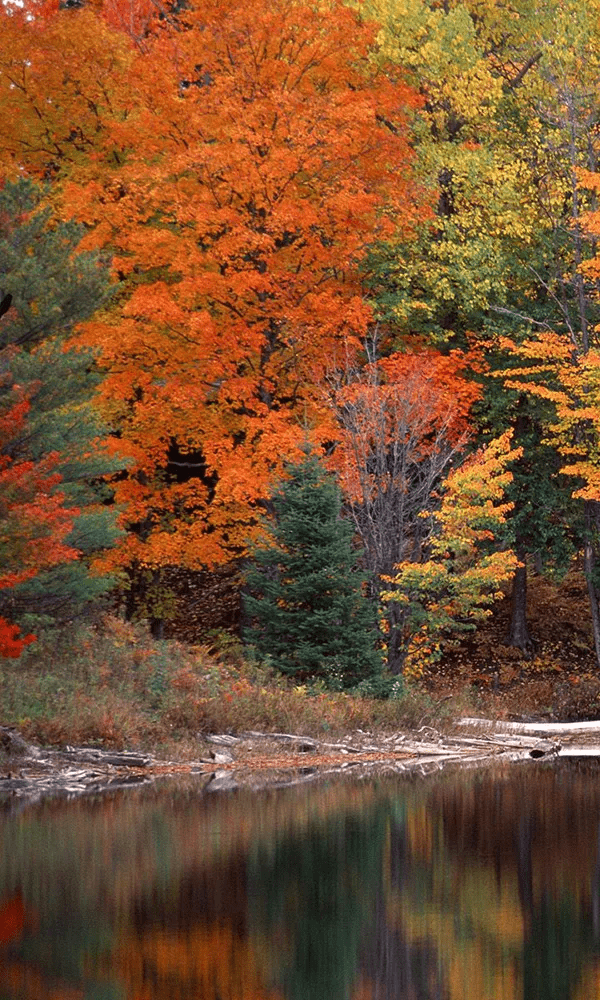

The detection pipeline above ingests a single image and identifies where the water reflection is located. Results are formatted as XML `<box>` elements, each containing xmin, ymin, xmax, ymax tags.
<box><xmin>2</xmin><ymin>761</ymin><xmax>600</xmax><ymax>998</ymax></box>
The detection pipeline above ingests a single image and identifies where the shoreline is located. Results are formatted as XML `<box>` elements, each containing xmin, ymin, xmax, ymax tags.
<box><xmin>2</xmin><ymin>718</ymin><xmax>598</xmax><ymax>807</ymax></box>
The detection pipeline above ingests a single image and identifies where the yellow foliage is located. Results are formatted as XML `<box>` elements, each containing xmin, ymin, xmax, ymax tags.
<box><xmin>383</xmin><ymin>433</ymin><xmax>520</xmax><ymax>675</ymax></box>
<box><xmin>499</xmin><ymin>332</ymin><xmax>600</xmax><ymax>503</ymax></box>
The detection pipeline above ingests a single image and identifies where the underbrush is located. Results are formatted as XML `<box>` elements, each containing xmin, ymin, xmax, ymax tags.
<box><xmin>0</xmin><ymin>616</ymin><xmax>462</xmax><ymax>752</ymax></box>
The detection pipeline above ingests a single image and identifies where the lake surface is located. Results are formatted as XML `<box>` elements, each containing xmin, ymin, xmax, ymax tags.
<box><xmin>2</xmin><ymin>759</ymin><xmax>600</xmax><ymax>999</ymax></box>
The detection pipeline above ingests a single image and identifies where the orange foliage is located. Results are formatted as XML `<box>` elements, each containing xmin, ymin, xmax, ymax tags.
<box><xmin>328</xmin><ymin>349</ymin><xmax>482</xmax><ymax>502</ymax></box>
<box><xmin>0</xmin><ymin>5</ymin><xmax>133</xmax><ymax>178</ymax></box>
<box><xmin>92</xmin><ymin>0</ymin><xmax>163</xmax><ymax>47</ymax></box>
<box><xmin>0</xmin><ymin>618</ymin><xmax>34</xmax><ymax>657</ymax></box>
<box><xmin>0</xmin><ymin>396</ymin><xmax>79</xmax><ymax>583</ymax></box>
<box><xmin>0</xmin><ymin>0</ymin><xmax>430</xmax><ymax>569</ymax></box>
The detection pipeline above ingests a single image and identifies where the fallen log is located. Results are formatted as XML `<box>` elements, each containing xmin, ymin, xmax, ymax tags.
<box><xmin>459</xmin><ymin>717</ymin><xmax>600</xmax><ymax>737</ymax></box>
<box><xmin>61</xmin><ymin>747</ymin><xmax>151</xmax><ymax>768</ymax></box>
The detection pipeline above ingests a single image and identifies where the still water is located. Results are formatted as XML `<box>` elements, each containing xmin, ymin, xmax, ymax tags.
<box><xmin>2</xmin><ymin>760</ymin><xmax>600</xmax><ymax>999</ymax></box>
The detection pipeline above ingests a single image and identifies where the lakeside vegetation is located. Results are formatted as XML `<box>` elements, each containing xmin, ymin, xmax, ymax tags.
<box><xmin>3</xmin><ymin>562</ymin><xmax>600</xmax><ymax>756</ymax></box>
<box><xmin>0</xmin><ymin>617</ymin><xmax>463</xmax><ymax>754</ymax></box>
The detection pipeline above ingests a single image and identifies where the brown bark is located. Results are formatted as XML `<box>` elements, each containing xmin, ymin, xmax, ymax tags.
<box><xmin>506</xmin><ymin>550</ymin><xmax>534</xmax><ymax>653</ymax></box>
<box><xmin>584</xmin><ymin>501</ymin><xmax>600</xmax><ymax>670</ymax></box>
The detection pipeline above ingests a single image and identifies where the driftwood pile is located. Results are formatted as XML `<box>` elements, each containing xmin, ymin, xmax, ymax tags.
<box><xmin>1</xmin><ymin>718</ymin><xmax>598</xmax><ymax>806</ymax></box>
<box><xmin>0</xmin><ymin>727</ymin><xmax>155</xmax><ymax>807</ymax></box>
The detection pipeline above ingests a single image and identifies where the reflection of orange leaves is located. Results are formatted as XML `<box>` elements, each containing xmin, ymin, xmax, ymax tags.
<box><xmin>0</xmin><ymin>897</ymin><xmax>83</xmax><ymax>1000</ymax></box>
<box><xmin>0</xmin><ymin>894</ymin><xmax>25</xmax><ymax>945</ymax></box>
<box><xmin>113</xmin><ymin>923</ymin><xmax>282</xmax><ymax>1000</ymax></box>
<box><xmin>406</xmin><ymin>806</ymin><xmax>435</xmax><ymax>861</ymax></box>
<box><xmin>0</xmin><ymin>959</ymin><xmax>84</xmax><ymax>1000</ymax></box>
<box><xmin>351</xmin><ymin>976</ymin><xmax>376</xmax><ymax>1000</ymax></box>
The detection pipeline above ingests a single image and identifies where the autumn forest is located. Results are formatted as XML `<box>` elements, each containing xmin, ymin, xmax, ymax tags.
<box><xmin>3</xmin><ymin>0</ymin><xmax>600</xmax><ymax>715</ymax></box>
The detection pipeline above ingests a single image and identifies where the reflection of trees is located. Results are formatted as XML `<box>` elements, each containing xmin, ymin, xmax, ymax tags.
<box><xmin>516</xmin><ymin>805</ymin><xmax>596</xmax><ymax>1000</ymax></box>
<box><xmin>132</xmin><ymin>855</ymin><xmax>249</xmax><ymax>934</ymax></box>
<box><xmin>113</xmin><ymin>923</ymin><xmax>281</xmax><ymax>999</ymax></box>
<box><xmin>0</xmin><ymin>959</ymin><xmax>85</xmax><ymax>1000</ymax></box>
<box><xmin>0</xmin><ymin>781</ymin><xmax>386</xmax><ymax>997</ymax></box>
<box><xmin>389</xmin><ymin>765</ymin><xmax>600</xmax><ymax>1000</ymax></box>
<box><xmin>4</xmin><ymin>767</ymin><xmax>600</xmax><ymax>999</ymax></box>
<box><xmin>111</xmin><ymin>853</ymin><xmax>287</xmax><ymax>998</ymax></box>
<box><xmin>360</xmin><ymin>813</ymin><xmax>447</xmax><ymax>1000</ymax></box>
<box><xmin>381</xmin><ymin>799</ymin><xmax>524</xmax><ymax>1000</ymax></box>
<box><xmin>249</xmin><ymin>809</ymin><xmax>387</xmax><ymax>1000</ymax></box>
<box><xmin>522</xmin><ymin>894</ymin><xmax>597</xmax><ymax>1000</ymax></box>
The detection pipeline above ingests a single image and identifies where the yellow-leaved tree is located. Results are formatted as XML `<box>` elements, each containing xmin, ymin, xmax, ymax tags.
<box><xmin>382</xmin><ymin>432</ymin><xmax>520</xmax><ymax>676</ymax></box>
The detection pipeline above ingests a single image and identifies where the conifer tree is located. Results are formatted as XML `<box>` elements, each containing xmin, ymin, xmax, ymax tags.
<box><xmin>0</xmin><ymin>179</ymin><xmax>122</xmax><ymax>629</ymax></box>
<box><xmin>243</xmin><ymin>452</ymin><xmax>382</xmax><ymax>689</ymax></box>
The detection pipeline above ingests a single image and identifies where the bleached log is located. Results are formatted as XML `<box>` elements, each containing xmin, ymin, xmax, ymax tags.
<box><xmin>459</xmin><ymin>717</ymin><xmax>600</xmax><ymax>736</ymax></box>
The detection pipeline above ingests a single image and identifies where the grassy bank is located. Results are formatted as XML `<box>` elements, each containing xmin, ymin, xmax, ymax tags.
<box><xmin>0</xmin><ymin>616</ymin><xmax>462</xmax><ymax>756</ymax></box>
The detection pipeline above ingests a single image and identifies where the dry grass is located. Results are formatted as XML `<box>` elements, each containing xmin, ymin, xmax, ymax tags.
<box><xmin>6</xmin><ymin>567</ymin><xmax>596</xmax><ymax>758</ymax></box>
<box><xmin>0</xmin><ymin>615</ymin><xmax>463</xmax><ymax>753</ymax></box>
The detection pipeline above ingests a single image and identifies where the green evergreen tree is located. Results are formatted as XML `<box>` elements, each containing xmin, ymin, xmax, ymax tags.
<box><xmin>0</xmin><ymin>179</ymin><xmax>123</xmax><ymax>628</ymax></box>
<box><xmin>0</xmin><ymin>179</ymin><xmax>110</xmax><ymax>351</ymax></box>
<box><xmin>243</xmin><ymin>451</ymin><xmax>382</xmax><ymax>688</ymax></box>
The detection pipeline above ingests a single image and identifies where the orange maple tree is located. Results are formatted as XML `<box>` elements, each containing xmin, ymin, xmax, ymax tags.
<box><xmin>0</xmin><ymin>0</ymin><xmax>430</xmax><ymax>575</ymax></box>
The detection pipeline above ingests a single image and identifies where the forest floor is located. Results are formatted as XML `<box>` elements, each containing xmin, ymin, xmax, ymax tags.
<box><xmin>423</xmin><ymin>566</ymin><xmax>600</xmax><ymax>722</ymax></box>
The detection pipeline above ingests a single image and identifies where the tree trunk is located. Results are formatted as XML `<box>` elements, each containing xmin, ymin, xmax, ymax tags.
<box><xmin>386</xmin><ymin>603</ymin><xmax>406</xmax><ymax>675</ymax></box>
<box><xmin>506</xmin><ymin>548</ymin><xmax>533</xmax><ymax>653</ymax></box>
<box><xmin>150</xmin><ymin>617</ymin><xmax>165</xmax><ymax>640</ymax></box>
<box><xmin>584</xmin><ymin>501</ymin><xmax>600</xmax><ymax>670</ymax></box>
<box><xmin>124</xmin><ymin>564</ymin><xmax>140</xmax><ymax>623</ymax></box>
